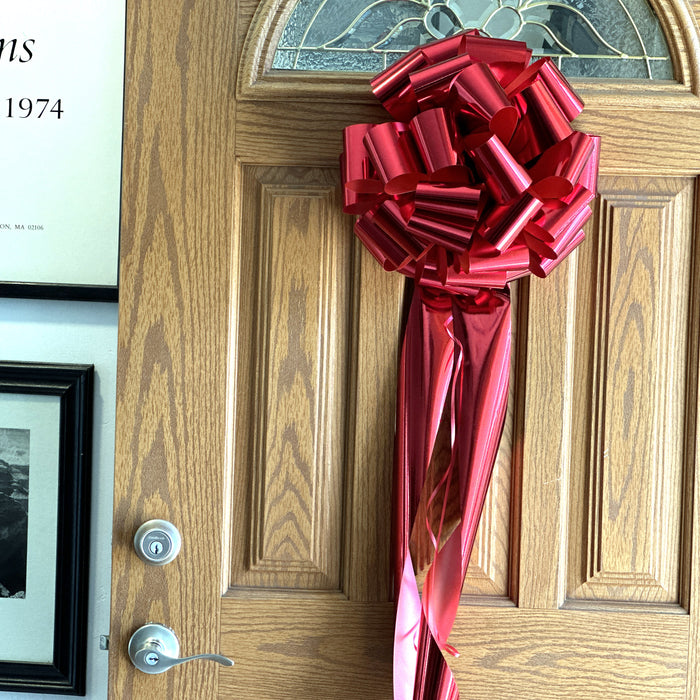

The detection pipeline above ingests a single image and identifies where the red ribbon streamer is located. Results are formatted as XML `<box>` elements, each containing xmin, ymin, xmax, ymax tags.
<box><xmin>341</xmin><ymin>30</ymin><xmax>600</xmax><ymax>700</ymax></box>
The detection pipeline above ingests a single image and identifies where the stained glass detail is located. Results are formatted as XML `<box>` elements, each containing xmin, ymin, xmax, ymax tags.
<box><xmin>272</xmin><ymin>0</ymin><xmax>673</xmax><ymax>78</ymax></box>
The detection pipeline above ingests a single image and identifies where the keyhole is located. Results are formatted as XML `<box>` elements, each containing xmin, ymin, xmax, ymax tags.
<box><xmin>145</xmin><ymin>652</ymin><xmax>160</xmax><ymax>666</ymax></box>
<box><xmin>149</xmin><ymin>541</ymin><xmax>163</xmax><ymax>556</ymax></box>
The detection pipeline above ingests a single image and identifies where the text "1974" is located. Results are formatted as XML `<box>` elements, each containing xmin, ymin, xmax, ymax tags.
<box><xmin>6</xmin><ymin>98</ymin><xmax>63</xmax><ymax>119</ymax></box>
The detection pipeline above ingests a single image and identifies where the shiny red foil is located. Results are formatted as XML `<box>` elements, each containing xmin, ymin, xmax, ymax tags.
<box><xmin>340</xmin><ymin>30</ymin><xmax>599</xmax><ymax>700</ymax></box>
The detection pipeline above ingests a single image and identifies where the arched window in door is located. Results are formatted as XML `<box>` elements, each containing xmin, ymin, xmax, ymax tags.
<box><xmin>272</xmin><ymin>0</ymin><xmax>673</xmax><ymax>78</ymax></box>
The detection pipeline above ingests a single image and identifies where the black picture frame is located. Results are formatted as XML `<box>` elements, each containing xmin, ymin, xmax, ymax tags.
<box><xmin>0</xmin><ymin>362</ymin><xmax>93</xmax><ymax>695</ymax></box>
<box><xmin>0</xmin><ymin>283</ymin><xmax>118</xmax><ymax>303</ymax></box>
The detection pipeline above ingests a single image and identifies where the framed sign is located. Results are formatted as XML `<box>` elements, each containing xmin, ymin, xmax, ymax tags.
<box><xmin>0</xmin><ymin>362</ymin><xmax>93</xmax><ymax>695</ymax></box>
<box><xmin>0</xmin><ymin>2</ymin><xmax>126</xmax><ymax>301</ymax></box>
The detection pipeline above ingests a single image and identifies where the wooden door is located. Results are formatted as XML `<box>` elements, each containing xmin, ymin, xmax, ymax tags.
<box><xmin>109</xmin><ymin>0</ymin><xmax>700</xmax><ymax>697</ymax></box>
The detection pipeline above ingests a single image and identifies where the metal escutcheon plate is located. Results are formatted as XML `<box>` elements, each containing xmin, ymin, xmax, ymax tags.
<box><xmin>128</xmin><ymin>623</ymin><xmax>180</xmax><ymax>670</ymax></box>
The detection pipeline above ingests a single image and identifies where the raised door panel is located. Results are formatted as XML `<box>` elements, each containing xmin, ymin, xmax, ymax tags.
<box><xmin>231</xmin><ymin>164</ymin><xmax>349</xmax><ymax>591</ymax></box>
<box><xmin>567</xmin><ymin>176</ymin><xmax>696</xmax><ymax>610</ymax></box>
<box><xmin>228</xmin><ymin>161</ymin><xmax>401</xmax><ymax>601</ymax></box>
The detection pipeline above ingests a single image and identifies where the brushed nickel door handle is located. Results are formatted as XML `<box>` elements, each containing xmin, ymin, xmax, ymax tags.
<box><xmin>128</xmin><ymin>623</ymin><xmax>234</xmax><ymax>674</ymax></box>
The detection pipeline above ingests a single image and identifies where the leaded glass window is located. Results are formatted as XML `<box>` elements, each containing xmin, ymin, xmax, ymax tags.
<box><xmin>272</xmin><ymin>0</ymin><xmax>673</xmax><ymax>78</ymax></box>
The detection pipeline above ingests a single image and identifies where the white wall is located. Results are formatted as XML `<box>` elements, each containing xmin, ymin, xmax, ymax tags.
<box><xmin>0</xmin><ymin>298</ymin><xmax>117</xmax><ymax>700</ymax></box>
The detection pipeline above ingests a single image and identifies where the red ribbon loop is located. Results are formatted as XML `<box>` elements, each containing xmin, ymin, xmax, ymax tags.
<box><xmin>409</xmin><ymin>108</ymin><xmax>463</xmax><ymax>179</ymax></box>
<box><xmin>365</xmin><ymin>121</ymin><xmax>423</xmax><ymax>195</ymax></box>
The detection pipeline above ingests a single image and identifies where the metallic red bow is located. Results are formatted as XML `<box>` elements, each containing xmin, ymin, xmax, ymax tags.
<box><xmin>340</xmin><ymin>30</ymin><xmax>600</xmax><ymax>700</ymax></box>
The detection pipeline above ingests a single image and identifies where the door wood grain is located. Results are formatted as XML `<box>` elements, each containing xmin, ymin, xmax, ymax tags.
<box><xmin>110</xmin><ymin>0</ymin><xmax>700</xmax><ymax>697</ymax></box>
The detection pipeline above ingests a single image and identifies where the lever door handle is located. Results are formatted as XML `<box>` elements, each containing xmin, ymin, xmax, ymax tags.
<box><xmin>128</xmin><ymin>623</ymin><xmax>234</xmax><ymax>675</ymax></box>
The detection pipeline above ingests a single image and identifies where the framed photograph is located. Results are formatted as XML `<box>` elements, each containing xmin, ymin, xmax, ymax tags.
<box><xmin>0</xmin><ymin>1</ymin><xmax>125</xmax><ymax>301</ymax></box>
<box><xmin>0</xmin><ymin>362</ymin><xmax>93</xmax><ymax>695</ymax></box>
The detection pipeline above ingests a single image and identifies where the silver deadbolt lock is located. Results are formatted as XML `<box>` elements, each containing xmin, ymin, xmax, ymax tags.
<box><xmin>134</xmin><ymin>520</ymin><xmax>182</xmax><ymax>565</ymax></box>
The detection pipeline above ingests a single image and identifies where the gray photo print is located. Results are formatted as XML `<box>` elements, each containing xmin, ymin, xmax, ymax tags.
<box><xmin>0</xmin><ymin>428</ymin><xmax>29</xmax><ymax>598</ymax></box>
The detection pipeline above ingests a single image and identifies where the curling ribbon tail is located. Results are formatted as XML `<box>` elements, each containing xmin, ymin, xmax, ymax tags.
<box><xmin>393</xmin><ymin>287</ymin><xmax>511</xmax><ymax>699</ymax></box>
